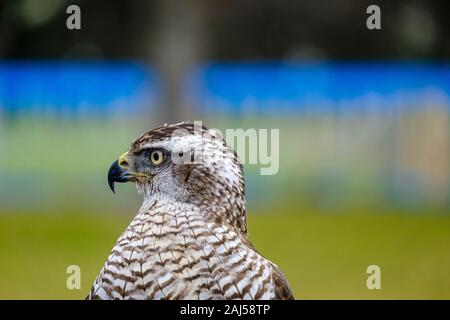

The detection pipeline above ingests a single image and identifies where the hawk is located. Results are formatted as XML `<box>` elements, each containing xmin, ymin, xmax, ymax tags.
<box><xmin>87</xmin><ymin>122</ymin><xmax>293</xmax><ymax>300</ymax></box>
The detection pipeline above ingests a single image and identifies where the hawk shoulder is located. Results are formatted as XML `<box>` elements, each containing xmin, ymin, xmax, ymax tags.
<box><xmin>271</xmin><ymin>264</ymin><xmax>294</xmax><ymax>300</ymax></box>
<box><xmin>240</xmin><ymin>235</ymin><xmax>294</xmax><ymax>300</ymax></box>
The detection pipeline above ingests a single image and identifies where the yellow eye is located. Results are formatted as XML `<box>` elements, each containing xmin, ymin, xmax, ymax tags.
<box><xmin>150</xmin><ymin>150</ymin><xmax>164</xmax><ymax>165</ymax></box>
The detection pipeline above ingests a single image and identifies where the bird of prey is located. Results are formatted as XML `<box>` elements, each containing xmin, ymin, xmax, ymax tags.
<box><xmin>87</xmin><ymin>122</ymin><xmax>293</xmax><ymax>300</ymax></box>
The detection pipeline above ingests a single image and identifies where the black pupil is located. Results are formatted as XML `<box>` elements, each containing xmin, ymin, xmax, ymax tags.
<box><xmin>153</xmin><ymin>152</ymin><xmax>160</xmax><ymax>162</ymax></box>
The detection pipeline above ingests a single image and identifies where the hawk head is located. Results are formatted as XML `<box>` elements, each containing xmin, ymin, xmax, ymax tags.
<box><xmin>108</xmin><ymin>122</ymin><xmax>247</xmax><ymax>231</ymax></box>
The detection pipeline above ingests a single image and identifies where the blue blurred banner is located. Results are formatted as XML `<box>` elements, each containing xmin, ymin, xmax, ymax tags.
<box><xmin>1</xmin><ymin>61</ymin><xmax>450</xmax><ymax>116</ymax></box>
<box><xmin>197</xmin><ymin>62</ymin><xmax>450</xmax><ymax>114</ymax></box>
<box><xmin>0</xmin><ymin>61</ymin><xmax>157</xmax><ymax>116</ymax></box>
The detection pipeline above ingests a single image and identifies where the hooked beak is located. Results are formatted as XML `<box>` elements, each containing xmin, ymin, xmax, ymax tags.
<box><xmin>107</xmin><ymin>152</ymin><xmax>132</xmax><ymax>193</ymax></box>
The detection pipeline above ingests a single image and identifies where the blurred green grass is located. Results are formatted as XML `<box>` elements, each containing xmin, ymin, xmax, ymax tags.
<box><xmin>0</xmin><ymin>210</ymin><xmax>449</xmax><ymax>299</ymax></box>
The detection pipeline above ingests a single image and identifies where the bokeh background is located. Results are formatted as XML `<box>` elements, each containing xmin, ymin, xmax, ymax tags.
<box><xmin>0</xmin><ymin>0</ymin><xmax>450</xmax><ymax>299</ymax></box>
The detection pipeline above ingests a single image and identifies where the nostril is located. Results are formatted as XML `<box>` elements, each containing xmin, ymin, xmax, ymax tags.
<box><xmin>119</xmin><ymin>159</ymin><xmax>129</xmax><ymax>167</ymax></box>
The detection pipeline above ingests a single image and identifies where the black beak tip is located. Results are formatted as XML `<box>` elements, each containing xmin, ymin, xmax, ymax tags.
<box><xmin>108</xmin><ymin>179</ymin><xmax>116</xmax><ymax>194</ymax></box>
<box><xmin>107</xmin><ymin>160</ymin><xmax>120</xmax><ymax>194</ymax></box>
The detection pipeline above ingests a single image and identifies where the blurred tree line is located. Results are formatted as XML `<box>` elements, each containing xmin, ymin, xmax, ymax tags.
<box><xmin>0</xmin><ymin>0</ymin><xmax>449</xmax><ymax>60</ymax></box>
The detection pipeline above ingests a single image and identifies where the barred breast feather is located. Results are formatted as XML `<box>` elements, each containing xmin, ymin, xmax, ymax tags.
<box><xmin>88</xmin><ymin>199</ymin><xmax>293</xmax><ymax>300</ymax></box>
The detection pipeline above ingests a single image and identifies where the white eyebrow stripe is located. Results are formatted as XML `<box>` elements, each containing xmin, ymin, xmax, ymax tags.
<box><xmin>140</xmin><ymin>135</ymin><xmax>204</xmax><ymax>152</ymax></box>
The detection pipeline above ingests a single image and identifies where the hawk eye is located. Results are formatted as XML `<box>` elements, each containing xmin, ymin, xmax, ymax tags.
<box><xmin>149</xmin><ymin>149</ymin><xmax>164</xmax><ymax>166</ymax></box>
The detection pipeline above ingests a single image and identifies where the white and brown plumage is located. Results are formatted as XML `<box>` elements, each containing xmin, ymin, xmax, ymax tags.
<box><xmin>87</xmin><ymin>122</ymin><xmax>293</xmax><ymax>300</ymax></box>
